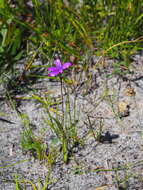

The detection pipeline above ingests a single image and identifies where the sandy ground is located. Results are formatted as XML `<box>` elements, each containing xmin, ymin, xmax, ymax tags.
<box><xmin>0</xmin><ymin>53</ymin><xmax>143</xmax><ymax>190</ymax></box>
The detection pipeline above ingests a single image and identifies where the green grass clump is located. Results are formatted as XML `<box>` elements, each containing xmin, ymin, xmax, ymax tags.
<box><xmin>0</xmin><ymin>0</ymin><xmax>93</xmax><ymax>76</ymax></box>
<box><xmin>0</xmin><ymin>0</ymin><xmax>142</xmax><ymax>77</ymax></box>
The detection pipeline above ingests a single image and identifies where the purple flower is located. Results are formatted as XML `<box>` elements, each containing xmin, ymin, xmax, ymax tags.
<box><xmin>48</xmin><ymin>59</ymin><xmax>72</xmax><ymax>77</ymax></box>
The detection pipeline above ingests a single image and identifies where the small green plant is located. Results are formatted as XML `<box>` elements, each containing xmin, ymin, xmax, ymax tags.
<box><xmin>4</xmin><ymin>93</ymin><xmax>47</xmax><ymax>161</ymax></box>
<box><xmin>21</xmin><ymin>129</ymin><xmax>46</xmax><ymax>160</ymax></box>
<box><xmin>32</xmin><ymin>68</ymin><xmax>80</xmax><ymax>163</ymax></box>
<box><xmin>85</xmin><ymin>115</ymin><xmax>104</xmax><ymax>143</ymax></box>
<box><xmin>33</xmin><ymin>91</ymin><xmax>80</xmax><ymax>163</ymax></box>
<box><xmin>15</xmin><ymin>175</ymin><xmax>22</xmax><ymax>190</ymax></box>
<box><xmin>20</xmin><ymin>114</ymin><xmax>46</xmax><ymax>160</ymax></box>
<box><xmin>44</xmin><ymin>144</ymin><xmax>60</xmax><ymax>167</ymax></box>
<box><xmin>14</xmin><ymin>172</ymin><xmax>55</xmax><ymax>190</ymax></box>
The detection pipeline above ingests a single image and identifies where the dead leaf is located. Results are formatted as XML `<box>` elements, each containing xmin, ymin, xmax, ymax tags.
<box><xmin>124</xmin><ymin>87</ymin><xmax>135</xmax><ymax>96</ymax></box>
<box><xmin>95</xmin><ymin>185</ymin><xmax>111</xmax><ymax>190</ymax></box>
<box><xmin>87</xmin><ymin>184</ymin><xmax>112</xmax><ymax>190</ymax></box>
<box><xmin>118</xmin><ymin>101</ymin><xmax>130</xmax><ymax>118</ymax></box>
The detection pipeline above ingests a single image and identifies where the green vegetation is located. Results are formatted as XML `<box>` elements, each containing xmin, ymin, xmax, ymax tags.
<box><xmin>0</xmin><ymin>0</ymin><xmax>143</xmax><ymax>189</ymax></box>
<box><xmin>0</xmin><ymin>0</ymin><xmax>143</xmax><ymax>76</ymax></box>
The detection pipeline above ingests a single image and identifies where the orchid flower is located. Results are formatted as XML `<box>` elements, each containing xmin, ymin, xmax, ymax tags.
<box><xmin>48</xmin><ymin>59</ymin><xmax>72</xmax><ymax>77</ymax></box>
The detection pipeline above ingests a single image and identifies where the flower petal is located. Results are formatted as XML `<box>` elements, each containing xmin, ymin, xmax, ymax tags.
<box><xmin>62</xmin><ymin>62</ymin><xmax>72</xmax><ymax>69</ymax></box>
<box><xmin>48</xmin><ymin>67</ymin><xmax>57</xmax><ymax>72</ymax></box>
<box><xmin>48</xmin><ymin>70</ymin><xmax>60</xmax><ymax>77</ymax></box>
<box><xmin>54</xmin><ymin>59</ymin><xmax>62</xmax><ymax>67</ymax></box>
